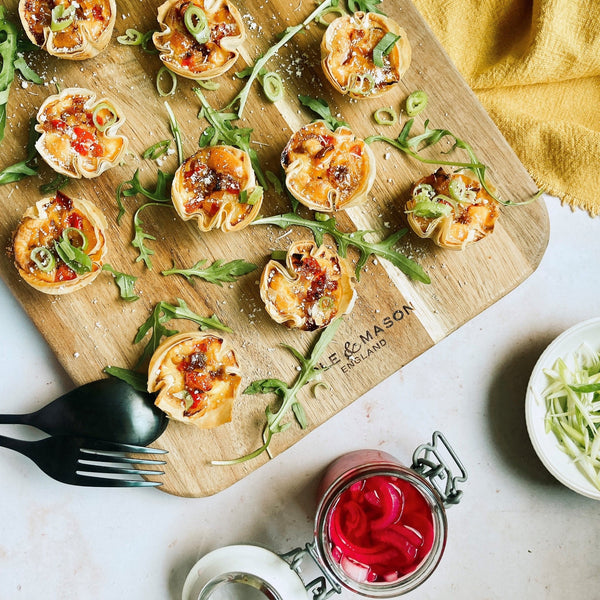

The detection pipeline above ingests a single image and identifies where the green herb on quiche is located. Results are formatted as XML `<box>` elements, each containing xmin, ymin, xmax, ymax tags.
<box><xmin>366</xmin><ymin>118</ymin><xmax>543</xmax><ymax>206</ymax></box>
<box><xmin>162</xmin><ymin>258</ymin><xmax>258</xmax><ymax>286</ymax></box>
<box><xmin>252</xmin><ymin>212</ymin><xmax>430</xmax><ymax>283</ymax></box>
<box><xmin>213</xmin><ymin>318</ymin><xmax>342</xmax><ymax>465</ymax></box>
<box><xmin>102</xmin><ymin>264</ymin><xmax>139</xmax><ymax>301</ymax></box>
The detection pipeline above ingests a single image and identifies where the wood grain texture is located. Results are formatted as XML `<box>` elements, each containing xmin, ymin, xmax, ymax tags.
<box><xmin>0</xmin><ymin>0</ymin><xmax>549</xmax><ymax>496</ymax></box>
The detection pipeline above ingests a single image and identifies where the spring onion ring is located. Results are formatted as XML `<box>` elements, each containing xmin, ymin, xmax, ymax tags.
<box><xmin>62</xmin><ymin>227</ymin><xmax>88</xmax><ymax>251</ymax></box>
<box><xmin>316</xmin><ymin>6</ymin><xmax>346</xmax><ymax>26</ymax></box>
<box><xmin>184</xmin><ymin>5</ymin><xmax>210</xmax><ymax>44</ymax></box>
<box><xmin>30</xmin><ymin>247</ymin><xmax>55</xmax><ymax>272</ymax></box>
<box><xmin>50</xmin><ymin>4</ymin><xmax>76</xmax><ymax>32</ymax></box>
<box><xmin>406</xmin><ymin>90</ymin><xmax>428</xmax><ymax>117</ymax></box>
<box><xmin>156</xmin><ymin>66</ymin><xmax>177</xmax><ymax>97</ymax></box>
<box><xmin>372</xmin><ymin>33</ymin><xmax>401</xmax><ymax>68</ymax></box>
<box><xmin>142</xmin><ymin>139</ymin><xmax>171</xmax><ymax>160</ymax></box>
<box><xmin>117</xmin><ymin>28</ymin><xmax>144</xmax><ymax>45</ymax></box>
<box><xmin>92</xmin><ymin>102</ymin><xmax>118</xmax><ymax>132</ymax></box>
<box><xmin>261</xmin><ymin>71</ymin><xmax>284</xmax><ymax>102</ymax></box>
<box><xmin>407</xmin><ymin>200</ymin><xmax>452</xmax><ymax>219</ymax></box>
<box><xmin>373</xmin><ymin>107</ymin><xmax>397</xmax><ymax>126</ymax></box>
<box><xmin>347</xmin><ymin>73</ymin><xmax>374</xmax><ymax>96</ymax></box>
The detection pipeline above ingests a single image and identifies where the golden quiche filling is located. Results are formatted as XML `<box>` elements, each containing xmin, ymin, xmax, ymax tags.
<box><xmin>321</xmin><ymin>12</ymin><xmax>411</xmax><ymax>99</ymax></box>
<box><xmin>148</xmin><ymin>332</ymin><xmax>242</xmax><ymax>429</ymax></box>
<box><xmin>405</xmin><ymin>168</ymin><xmax>500</xmax><ymax>250</ymax></box>
<box><xmin>35</xmin><ymin>88</ymin><xmax>128</xmax><ymax>179</ymax></box>
<box><xmin>172</xmin><ymin>145</ymin><xmax>262</xmax><ymax>232</ymax></box>
<box><xmin>260</xmin><ymin>240</ymin><xmax>356</xmax><ymax>331</ymax></box>
<box><xmin>19</xmin><ymin>0</ymin><xmax>116</xmax><ymax>60</ymax></box>
<box><xmin>281</xmin><ymin>121</ymin><xmax>376</xmax><ymax>212</ymax></box>
<box><xmin>11</xmin><ymin>191</ymin><xmax>107</xmax><ymax>294</ymax></box>
<box><xmin>153</xmin><ymin>0</ymin><xmax>245</xmax><ymax>80</ymax></box>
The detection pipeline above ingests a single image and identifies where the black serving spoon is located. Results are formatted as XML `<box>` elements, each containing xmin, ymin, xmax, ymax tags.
<box><xmin>0</xmin><ymin>378</ymin><xmax>168</xmax><ymax>445</ymax></box>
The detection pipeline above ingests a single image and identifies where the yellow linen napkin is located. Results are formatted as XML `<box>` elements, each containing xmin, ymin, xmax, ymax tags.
<box><xmin>412</xmin><ymin>0</ymin><xmax>600</xmax><ymax>216</ymax></box>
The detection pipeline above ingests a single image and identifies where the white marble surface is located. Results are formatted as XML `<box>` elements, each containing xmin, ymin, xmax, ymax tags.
<box><xmin>1</xmin><ymin>196</ymin><xmax>599</xmax><ymax>599</ymax></box>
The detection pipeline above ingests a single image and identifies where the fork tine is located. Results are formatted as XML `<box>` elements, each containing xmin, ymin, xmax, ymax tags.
<box><xmin>79</xmin><ymin>450</ymin><xmax>167</xmax><ymax>466</ymax></box>
<box><xmin>71</xmin><ymin>474</ymin><xmax>164</xmax><ymax>487</ymax></box>
<box><xmin>79</xmin><ymin>440</ymin><xmax>168</xmax><ymax>454</ymax></box>
<box><xmin>77</xmin><ymin>463</ymin><xmax>165</xmax><ymax>477</ymax></box>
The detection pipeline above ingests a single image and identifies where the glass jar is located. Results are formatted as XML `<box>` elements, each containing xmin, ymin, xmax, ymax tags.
<box><xmin>182</xmin><ymin>432</ymin><xmax>467</xmax><ymax>600</ymax></box>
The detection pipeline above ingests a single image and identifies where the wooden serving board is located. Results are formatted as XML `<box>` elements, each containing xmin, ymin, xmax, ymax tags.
<box><xmin>0</xmin><ymin>0</ymin><xmax>548</xmax><ymax>497</ymax></box>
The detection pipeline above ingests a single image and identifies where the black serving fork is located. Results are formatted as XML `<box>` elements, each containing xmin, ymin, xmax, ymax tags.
<box><xmin>0</xmin><ymin>434</ymin><xmax>167</xmax><ymax>487</ymax></box>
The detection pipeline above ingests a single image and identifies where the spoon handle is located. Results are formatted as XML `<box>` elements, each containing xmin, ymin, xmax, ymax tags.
<box><xmin>0</xmin><ymin>414</ymin><xmax>29</xmax><ymax>425</ymax></box>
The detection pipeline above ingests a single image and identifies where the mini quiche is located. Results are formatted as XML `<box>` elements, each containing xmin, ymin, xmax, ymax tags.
<box><xmin>172</xmin><ymin>145</ymin><xmax>262</xmax><ymax>232</ymax></box>
<box><xmin>260</xmin><ymin>240</ymin><xmax>356</xmax><ymax>331</ymax></box>
<box><xmin>405</xmin><ymin>168</ymin><xmax>500</xmax><ymax>250</ymax></box>
<box><xmin>11</xmin><ymin>191</ymin><xmax>107</xmax><ymax>294</ymax></box>
<box><xmin>281</xmin><ymin>121</ymin><xmax>376</xmax><ymax>213</ymax></box>
<box><xmin>321</xmin><ymin>12</ymin><xmax>411</xmax><ymax>99</ymax></box>
<box><xmin>35</xmin><ymin>87</ymin><xmax>128</xmax><ymax>179</ymax></box>
<box><xmin>19</xmin><ymin>0</ymin><xmax>116</xmax><ymax>60</ymax></box>
<box><xmin>148</xmin><ymin>332</ymin><xmax>242</xmax><ymax>429</ymax></box>
<box><xmin>153</xmin><ymin>0</ymin><xmax>245</xmax><ymax>80</ymax></box>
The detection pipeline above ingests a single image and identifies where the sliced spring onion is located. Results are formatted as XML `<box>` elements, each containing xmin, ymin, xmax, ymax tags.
<box><xmin>142</xmin><ymin>139</ymin><xmax>171</xmax><ymax>160</ymax></box>
<box><xmin>116</xmin><ymin>28</ymin><xmax>144</xmax><ymax>45</ymax></box>
<box><xmin>50</xmin><ymin>4</ymin><xmax>76</xmax><ymax>32</ymax></box>
<box><xmin>30</xmin><ymin>247</ymin><xmax>55</xmax><ymax>272</ymax></box>
<box><xmin>317</xmin><ymin>296</ymin><xmax>335</xmax><ymax>310</ymax></box>
<box><xmin>372</xmin><ymin>33</ymin><xmax>400</xmax><ymax>67</ymax></box>
<box><xmin>164</xmin><ymin>101</ymin><xmax>183</xmax><ymax>165</ymax></box>
<box><xmin>412</xmin><ymin>183</ymin><xmax>435</xmax><ymax>198</ymax></box>
<box><xmin>141</xmin><ymin>30</ymin><xmax>158</xmax><ymax>54</ymax></box>
<box><xmin>196</xmin><ymin>80</ymin><xmax>220</xmax><ymax>91</ymax></box>
<box><xmin>314</xmin><ymin>212</ymin><xmax>330</xmax><ymax>222</ymax></box>
<box><xmin>239</xmin><ymin>186</ymin><xmax>262</xmax><ymax>205</ymax></box>
<box><xmin>316</xmin><ymin>6</ymin><xmax>346</xmax><ymax>26</ymax></box>
<box><xmin>270</xmin><ymin>250</ymin><xmax>287</xmax><ymax>261</ymax></box>
<box><xmin>184</xmin><ymin>4</ymin><xmax>210</xmax><ymax>44</ymax></box>
<box><xmin>542</xmin><ymin>343</ymin><xmax>600</xmax><ymax>491</ymax></box>
<box><xmin>347</xmin><ymin>73</ymin><xmax>375</xmax><ymax>96</ymax></box>
<box><xmin>92</xmin><ymin>102</ymin><xmax>118</xmax><ymax>132</ymax></box>
<box><xmin>405</xmin><ymin>90</ymin><xmax>428</xmax><ymax>117</ymax></box>
<box><xmin>54</xmin><ymin>237</ymin><xmax>92</xmax><ymax>274</ymax></box>
<box><xmin>449</xmin><ymin>177</ymin><xmax>476</xmax><ymax>204</ymax></box>
<box><xmin>373</xmin><ymin>107</ymin><xmax>397</xmax><ymax>126</ymax></box>
<box><xmin>261</xmin><ymin>71</ymin><xmax>284</xmax><ymax>102</ymax></box>
<box><xmin>407</xmin><ymin>200</ymin><xmax>452</xmax><ymax>219</ymax></box>
<box><xmin>62</xmin><ymin>226</ymin><xmax>88</xmax><ymax>251</ymax></box>
<box><xmin>156</xmin><ymin>66</ymin><xmax>177</xmax><ymax>97</ymax></box>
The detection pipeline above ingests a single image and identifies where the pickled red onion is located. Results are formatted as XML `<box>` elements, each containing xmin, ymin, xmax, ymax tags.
<box><xmin>369</xmin><ymin>477</ymin><xmax>405</xmax><ymax>529</ymax></box>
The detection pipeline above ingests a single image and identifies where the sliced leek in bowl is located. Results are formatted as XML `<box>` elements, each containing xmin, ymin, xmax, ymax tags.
<box><xmin>525</xmin><ymin>318</ymin><xmax>600</xmax><ymax>500</ymax></box>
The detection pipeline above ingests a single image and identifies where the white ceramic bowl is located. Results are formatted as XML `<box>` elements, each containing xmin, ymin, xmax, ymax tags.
<box><xmin>525</xmin><ymin>317</ymin><xmax>600</xmax><ymax>501</ymax></box>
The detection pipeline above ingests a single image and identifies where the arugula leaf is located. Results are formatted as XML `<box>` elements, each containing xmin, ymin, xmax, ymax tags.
<box><xmin>0</xmin><ymin>7</ymin><xmax>18</xmax><ymax>144</ymax></box>
<box><xmin>253</xmin><ymin>212</ymin><xmax>430</xmax><ymax>283</ymax></box>
<box><xmin>134</xmin><ymin>298</ymin><xmax>231</xmax><ymax>367</ymax></box>
<box><xmin>0</xmin><ymin>118</ymin><xmax>39</xmax><ymax>185</ymax></box>
<box><xmin>162</xmin><ymin>258</ymin><xmax>257</xmax><ymax>286</ymax></box>
<box><xmin>164</xmin><ymin>101</ymin><xmax>183</xmax><ymax>164</ymax></box>
<box><xmin>213</xmin><ymin>318</ymin><xmax>342</xmax><ymax>465</ymax></box>
<box><xmin>103</xmin><ymin>367</ymin><xmax>148</xmax><ymax>392</ymax></box>
<box><xmin>39</xmin><ymin>173</ymin><xmax>70</xmax><ymax>194</ymax></box>
<box><xmin>142</xmin><ymin>139</ymin><xmax>171</xmax><ymax>160</ymax></box>
<box><xmin>13</xmin><ymin>56</ymin><xmax>42</xmax><ymax>84</ymax></box>
<box><xmin>195</xmin><ymin>88</ymin><xmax>268</xmax><ymax>189</ymax></box>
<box><xmin>132</xmin><ymin>201</ymin><xmax>172</xmax><ymax>269</ymax></box>
<box><xmin>347</xmin><ymin>0</ymin><xmax>384</xmax><ymax>14</ymax></box>
<box><xmin>102</xmin><ymin>264</ymin><xmax>139</xmax><ymax>301</ymax></box>
<box><xmin>225</xmin><ymin>0</ymin><xmax>332</xmax><ymax>118</ymax></box>
<box><xmin>366</xmin><ymin>119</ymin><xmax>543</xmax><ymax>206</ymax></box>
<box><xmin>116</xmin><ymin>169</ymin><xmax>173</xmax><ymax>223</ymax></box>
<box><xmin>298</xmin><ymin>95</ymin><xmax>349</xmax><ymax>131</ymax></box>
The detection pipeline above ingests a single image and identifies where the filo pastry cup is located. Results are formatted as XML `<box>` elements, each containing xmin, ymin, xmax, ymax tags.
<box><xmin>281</xmin><ymin>121</ymin><xmax>376</xmax><ymax>213</ymax></box>
<box><xmin>172</xmin><ymin>145</ymin><xmax>262</xmax><ymax>232</ymax></box>
<box><xmin>153</xmin><ymin>0</ymin><xmax>246</xmax><ymax>80</ymax></box>
<box><xmin>35</xmin><ymin>87</ymin><xmax>128</xmax><ymax>179</ymax></box>
<box><xmin>11</xmin><ymin>191</ymin><xmax>107</xmax><ymax>294</ymax></box>
<box><xmin>321</xmin><ymin>12</ymin><xmax>411</xmax><ymax>99</ymax></box>
<box><xmin>260</xmin><ymin>240</ymin><xmax>356</xmax><ymax>331</ymax></box>
<box><xmin>19</xmin><ymin>0</ymin><xmax>116</xmax><ymax>60</ymax></box>
<box><xmin>148</xmin><ymin>332</ymin><xmax>242</xmax><ymax>429</ymax></box>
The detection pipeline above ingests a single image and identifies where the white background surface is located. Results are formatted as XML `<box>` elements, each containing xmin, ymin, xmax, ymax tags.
<box><xmin>1</xmin><ymin>195</ymin><xmax>599</xmax><ymax>599</ymax></box>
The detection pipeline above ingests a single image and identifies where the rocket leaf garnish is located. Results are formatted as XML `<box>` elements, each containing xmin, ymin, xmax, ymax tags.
<box><xmin>212</xmin><ymin>318</ymin><xmax>342</xmax><ymax>465</ymax></box>
<box><xmin>252</xmin><ymin>212</ymin><xmax>430</xmax><ymax>283</ymax></box>
<box><xmin>162</xmin><ymin>258</ymin><xmax>258</xmax><ymax>286</ymax></box>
